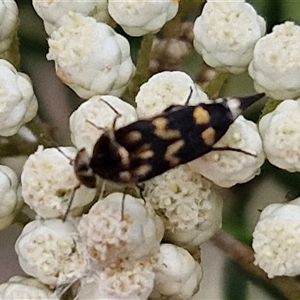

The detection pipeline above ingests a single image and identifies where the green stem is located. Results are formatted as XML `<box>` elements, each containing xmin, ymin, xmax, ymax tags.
<box><xmin>124</xmin><ymin>34</ymin><xmax>154</xmax><ymax>105</ymax></box>
<box><xmin>260</xmin><ymin>98</ymin><xmax>283</xmax><ymax>119</ymax></box>
<box><xmin>204</xmin><ymin>71</ymin><xmax>229</xmax><ymax>98</ymax></box>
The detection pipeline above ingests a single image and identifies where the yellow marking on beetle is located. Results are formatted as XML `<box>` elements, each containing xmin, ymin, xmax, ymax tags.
<box><xmin>201</xmin><ymin>127</ymin><xmax>216</xmax><ymax>146</ymax></box>
<box><xmin>119</xmin><ymin>171</ymin><xmax>131</xmax><ymax>182</ymax></box>
<box><xmin>152</xmin><ymin>117</ymin><xmax>168</xmax><ymax>130</ymax></box>
<box><xmin>153</xmin><ymin>117</ymin><xmax>181</xmax><ymax>140</ymax></box>
<box><xmin>118</xmin><ymin>147</ymin><xmax>130</xmax><ymax>167</ymax></box>
<box><xmin>125</xmin><ymin>131</ymin><xmax>142</xmax><ymax>143</ymax></box>
<box><xmin>193</xmin><ymin>106</ymin><xmax>210</xmax><ymax>125</ymax></box>
<box><xmin>138</xmin><ymin>148</ymin><xmax>154</xmax><ymax>160</ymax></box>
<box><xmin>164</xmin><ymin>139</ymin><xmax>185</xmax><ymax>166</ymax></box>
<box><xmin>133</xmin><ymin>164</ymin><xmax>152</xmax><ymax>177</ymax></box>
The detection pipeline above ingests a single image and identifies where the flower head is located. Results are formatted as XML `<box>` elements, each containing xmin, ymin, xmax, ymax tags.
<box><xmin>77</xmin><ymin>193</ymin><xmax>164</xmax><ymax>267</ymax></box>
<box><xmin>0</xmin><ymin>0</ymin><xmax>19</xmax><ymax>54</ymax></box>
<box><xmin>47</xmin><ymin>12</ymin><xmax>135</xmax><ymax>98</ymax></box>
<box><xmin>259</xmin><ymin>99</ymin><xmax>300</xmax><ymax>172</ymax></box>
<box><xmin>0</xmin><ymin>59</ymin><xmax>38</xmax><ymax>136</ymax></box>
<box><xmin>15</xmin><ymin>219</ymin><xmax>87</xmax><ymax>285</ymax></box>
<box><xmin>69</xmin><ymin>95</ymin><xmax>137</xmax><ymax>155</ymax></box>
<box><xmin>144</xmin><ymin>165</ymin><xmax>223</xmax><ymax>247</ymax></box>
<box><xmin>193</xmin><ymin>0</ymin><xmax>266</xmax><ymax>74</ymax></box>
<box><xmin>135</xmin><ymin>71</ymin><xmax>208</xmax><ymax>118</ymax></box>
<box><xmin>252</xmin><ymin>198</ymin><xmax>300</xmax><ymax>278</ymax></box>
<box><xmin>150</xmin><ymin>244</ymin><xmax>202</xmax><ymax>299</ymax></box>
<box><xmin>0</xmin><ymin>276</ymin><xmax>58</xmax><ymax>300</ymax></box>
<box><xmin>189</xmin><ymin>116</ymin><xmax>265</xmax><ymax>187</ymax></box>
<box><xmin>76</xmin><ymin>262</ymin><xmax>155</xmax><ymax>300</ymax></box>
<box><xmin>0</xmin><ymin>165</ymin><xmax>22</xmax><ymax>231</ymax></box>
<box><xmin>249</xmin><ymin>22</ymin><xmax>300</xmax><ymax>99</ymax></box>
<box><xmin>108</xmin><ymin>0</ymin><xmax>179</xmax><ymax>37</ymax></box>
<box><xmin>32</xmin><ymin>0</ymin><xmax>111</xmax><ymax>35</ymax></box>
<box><xmin>21</xmin><ymin>146</ymin><xmax>96</xmax><ymax>219</ymax></box>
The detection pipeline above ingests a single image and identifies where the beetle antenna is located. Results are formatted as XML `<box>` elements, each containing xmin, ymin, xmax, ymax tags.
<box><xmin>184</xmin><ymin>86</ymin><xmax>193</xmax><ymax>105</ymax></box>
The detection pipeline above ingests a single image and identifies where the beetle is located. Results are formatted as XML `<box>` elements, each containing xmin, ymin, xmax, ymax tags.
<box><xmin>73</xmin><ymin>92</ymin><xmax>265</xmax><ymax>188</ymax></box>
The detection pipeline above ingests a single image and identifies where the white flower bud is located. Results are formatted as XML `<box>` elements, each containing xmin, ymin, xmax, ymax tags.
<box><xmin>32</xmin><ymin>0</ymin><xmax>111</xmax><ymax>35</ymax></box>
<box><xmin>189</xmin><ymin>116</ymin><xmax>265</xmax><ymax>187</ymax></box>
<box><xmin>150</xmin><ymin>244</ymin><xmax>202</xmax><ymax>299</ymax></box>
<box><xmin>108</xmin><ymin>0</ymin><xmax>178</xmax><ymax>37</ymax></box>
<box><xmin>77</xmin><ymin>192</ymin><xmax>164</xmax><ymax>267</ymax></box>
<box><xmin>135</xmin><ymin>71</ymin><xmax>208</xmax><ymax>118</ymax></box>
<box><xmin>47</xmin><ymin>12</ymin><xmax>135</xmax><ymax>99</ymax></box>
<box><xmin>252</xmin><ymin>198</ymin><xmax>300</xmax><ymax>278</ymax></box>
<box><xmin>0</xmin><ymin>275</ymin><xmax>58</xmax><ymax>300</ymax></box>
<box><xmin>21</xmin><ymin>146</ymin><xmax>96</xmax><ymax>219</ymax></box>
<box><xmin>0</xmin><ymin>59</ymin><xmax>38</xmax><ymax>136</ymax></box>
<box><xmin>0</xmin><ymin>0</ymin><xmax>18</xmax><ymax>53</ymax></box>
<box><xmin>259</xmin><ymin>99</ymin><xmax>300</xmax><ymax>172</ymax></box>
<box><xmin>69</xmin><ymin>95</ymin><xmax>137</xmax><ymax>155</ymax></box>
<box><xmin>193</xmin><ymin>0</ymin><xmax>266</xmax><ymax>74</ymax></box>
<box><xmin>0</xmin><ymin>165</ymin><xmax>22</xmax><ymax>231</ymax></box>
<box><xmin>150</xmin><ymin>38</ymin><xmax>191</xmax><ymax>74</ymax></box>
<box><xmin>75</xmin><ymin>262</ymin><xmax>155</xmax><ymax>300</ymax></box>
<box><xmin>15</xmin><ymin>219</ymin><xmax>87</xmax><ymax>285</ymax></box>
<box><xmin>249</xmin><ymin>22</ymin><xmax>300</xmax><ymax>100</ymax></box>
<box><xmin>144</xmin><ymin>165</ymin><xmax>223</xmax><ymax>248</ymax></box>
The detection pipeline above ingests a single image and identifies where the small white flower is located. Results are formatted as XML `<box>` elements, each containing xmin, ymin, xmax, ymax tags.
<box><xmin>150</xmin><ymin>244</ymin><xmax>202</xmax><ymax>299</ymax></box>
<box><xmin>193</xmin><ymin>0</ymin><xmax>266</xmax><ymax>74</ymax></box>
<box><xmin>144</xmin><ymin>165</ymin><xmax>223</xmax><ymax>248</ymax></box>
<box><xmin>32</xmin><ymin>0</ymin><xmax>111</xmax><ymax>35</ymax></box>
<box><xmin>108</xmin><ymin>0</ymin><xmax>179</xmax><ymax>37</ymax></box>
<box><xmin>15</xmin><ymin>219</ymin><xmax>87</xmax><ymax>285</ymax></box>
<box><xmin>0</xmin><ymin>59</ymin><xmax>38</xmax><ymax>136</ymax></box>
<box><xmin>21</xmin><ymin>146</ymin><xmax>96</xmax><ymax>219</ymax></box>
<box><xmin>0</xmin><ymin>0</ymin><xmax>19</xmax><ymax>54</ymax></box>
<box><xmin>75</xmin><ymin>262</ymin><xmax>155</xmax><ymax>300</ymax></box>
<box><xmin>77</xmin><ymin>192</ymin><xmax>164</xmax><ymax>267</ymax></box>
<box><xmin>70</xmin><ymin>95</ymin><xmax>137</xmax><ymax>155</ymax></box>
<box><xmin>135</xmin><ymin>71</ymin><xmax>208</xmax><ymax>118</ymax></box>
<box><xmin>252</xmin><ymin>198</ymin><xmax>300</xmax><ymax>278</ymax></box>
<box><xmin>47</xmin><ymin>12</ymin><xmax>136</xmax><ymax>99</ymax></box>
<box><xmin>189</xmin><ymin>116</ymin><xmax>265</xmax><ymax>187</ymax></box>
<box><xmin>249</xmin><ymin>22</ymin><xmax>300</xmax><ymax>100</ymax></box>
<box><xmin>0</xmin><ymin>276</ymin><xmax>58</xmax><ymax>300</ymax></box>
<box><xmin>259</xmin><ymin>99</ymin><xmax>300</xmax><ymax>172</ymax></box>
<box><xmin>0</xmin><ymin>165</ymin><xmax>22</xmax><ymax>231</ymax></box>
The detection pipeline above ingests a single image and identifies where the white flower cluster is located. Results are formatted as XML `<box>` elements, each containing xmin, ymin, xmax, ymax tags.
<box><xmin>47</xmin><ymin>12</ymin><xmax>136</xmax><ymax>99</ymax></box>
<box><xmin>136</xmin><ymin>71</ymin><xmax>208</xmax><ymax>118</ymax></box>
<box><xmin>0</xmin><ymin>0</ymin><xmax>19</xmax><ymax>56</ymax></box>
<box><xmin>70</xmin><ymin>95</ymin><xmax>138</xmax><ymax>155</ymax></box>
<box><xmin>144</xmin><ymin>165</ymin><xmax>223</xmax><ymax>249</ymax></box>
<box><xmin>193</xmin><ymin>0</ymin><xmax>266</xmax><ymax>74</ymax></box>
<box><xmin>32</xmin><ymin>0</ymin><xmax>111</xmax><ymax>35</ymax></box>
<box><xmin>108</xmin><ymin>0</ymin><xmax>179</xmax><ymax>37</ymax></box>
<box><xmin>252</xmin><ymin>198</ymin><xmax>300</xmax><ymax>278</ymax></box>
<box><xmin>15</xmin><ymin>219</ymin><xmax>87</xmax><ymax>286</ymax></box>
<box><xmin>0</xmin><ymin>59</ymin><xmax>38</xmax><ymax>136</ymax></box>
<box><xmin>0</xmin><ymin>276</ymin><xmax>58</xmax><ymax>300</ymax></box>
<box><xmin>0</xmin><ymin>165</ymin><xmax>22</xmax><ymax>231</ymax></box>
<box><xmin>150</xmin><ymin>244</ymin><xmax>202</xmax><ymax>299</ymax></box>
<box><xmin>259</xmin><ymin>99</ymin><xmax>300</xmax><ymax>172</ymax></box>
<box><xmin>21</xmin><ymin>146</ymin><xmax>96</xmax><ymax>219</ymax></box>
<box><xmin>249</xmin><ymin>22</ymin><xmax>300</xmax><ymax>100</ymax></box>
